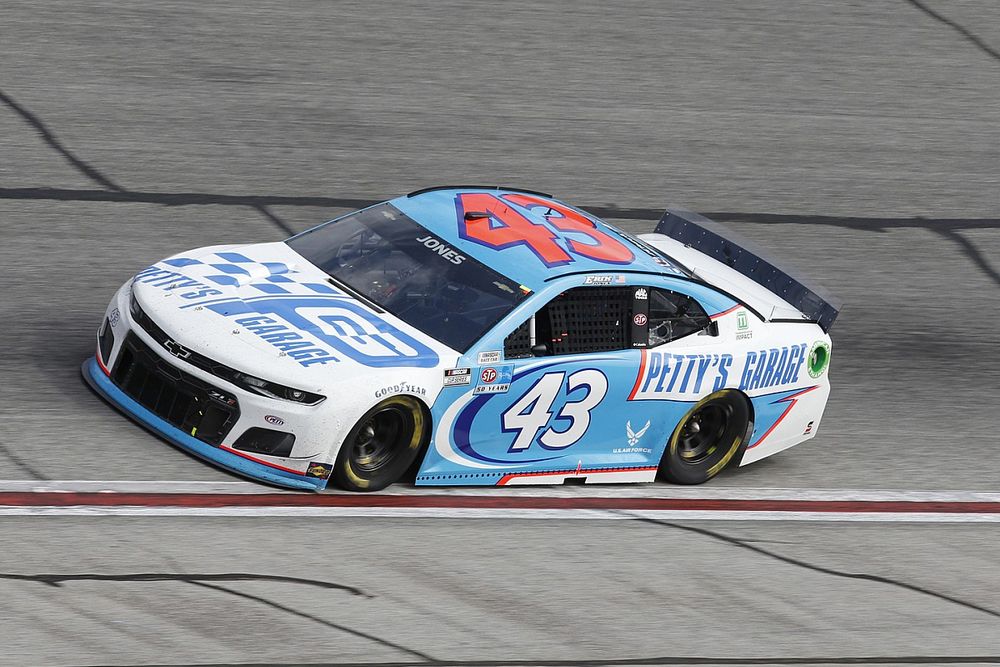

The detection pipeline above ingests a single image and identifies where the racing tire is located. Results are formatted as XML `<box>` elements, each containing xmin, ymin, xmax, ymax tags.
<box><xmin>658</xmin><ymin>390</ymin><xmax>751</xmax><ymax>485</ymax></box>
<box><xmin>333</xmin><ymin>395</ymin><xmax>428</xmax><ymax>492</ymax></box>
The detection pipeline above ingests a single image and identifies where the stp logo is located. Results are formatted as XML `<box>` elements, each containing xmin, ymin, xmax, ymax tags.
<box><xmin>633</xmin><ymin>313</ymin><xmax>648</xmax><ymax>326</ymax></box>
<box><xmin>480</xmin><ymin>367</ymin><xmax>498</xmax><ymax>383</ymax></box>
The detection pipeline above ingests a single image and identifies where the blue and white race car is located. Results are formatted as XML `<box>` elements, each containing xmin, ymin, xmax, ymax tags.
<box><xmin>83</xmin><ymin>186</ymin><xmax>838</xmax><ymax>491</ymax></box>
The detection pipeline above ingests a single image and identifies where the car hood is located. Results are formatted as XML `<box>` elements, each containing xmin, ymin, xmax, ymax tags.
<box><xmin>130</xmin><ymin>242</ymin><xmax>455</xmax><ymax>390</ymax></box>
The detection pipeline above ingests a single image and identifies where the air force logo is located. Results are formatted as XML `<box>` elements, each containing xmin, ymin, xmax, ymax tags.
<box><xmin>615</xmin><ymin>420</ymin><xmax>653</xmax><ymax>455</ymax></box>
<box><xmin>626</xmin><ymin>420</ymin><xmax>650</xmax><ymax>446</ymax></box>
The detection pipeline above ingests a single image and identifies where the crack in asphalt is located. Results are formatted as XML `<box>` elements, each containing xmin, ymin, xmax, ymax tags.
<box><xmin>631</xmin><ymin>516</ymin><xmax>1000</xmax><ymax>622</ymax></box>
<box><xmin>0</xmin><ymin>438</ymin><xmax>49</xmax><ymax>480</ymax></box>
<box><xmin>903</xmin><ymin>0</ymin><xmax>1000</xmax><ymax>65</ymax></box>
<box><xmin>0</xmin><ymin>88</ymin><xmax>126</xmax><ymax>193</ymax></box>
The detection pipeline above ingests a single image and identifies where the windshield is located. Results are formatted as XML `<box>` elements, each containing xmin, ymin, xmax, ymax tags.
<box><xmin>287</xmin><ymin>203</ymin><xmax>529</xmax><ymax>352</ymax></box>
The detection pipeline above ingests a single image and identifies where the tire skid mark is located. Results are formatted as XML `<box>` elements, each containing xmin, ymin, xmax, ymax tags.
<box><xmin>631</xmin><ymin>516</ymin><xmax>1000</xmax><ymax>621</ymax></box>
<box><xmin>903</xmin><ymin>0</ymin><xmax>1000</xmax><ymax>65</ymax></box>
<box><xmin>1</xmin><ymin>186</ymin><xmax>998</xmax><ymax>231</ymax></box>
<box><xmin>932</xmin><ymin>227</ymin><xmax>1000</xmax><ymax>288</ymax></box>
<box><xmin>1</xmin><ymin>571</ymin><xmax>440</xmax><ymax>662</ymax></box>
<box><xmin>251</xmin><ymin>202</ymin><xmax>295</xmax><ymax>236</ymax></box>
<box><xmin>0</xmin><ymin>438</ymin><xmax>49</xmax><ymax>480</ymax></box>
<box><xmin>0</xmin><ymin>88</ymin><xmax>126</xmax><ymax>192</ymax></box>
<box><xmin>187</xmin><ymin>580</ymin><xmax>437</xmax><ymax>663</ymax></box>
<box><xmin>0</xmin><ymin>571</ymin><xmax>369</xmax><ymax>597</ymax></box>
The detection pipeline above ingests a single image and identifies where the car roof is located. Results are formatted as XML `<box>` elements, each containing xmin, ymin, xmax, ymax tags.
<box><xmin>388</xmin><ymin>187</ymin><xmax>685</xmax><ymax>292</ymax></box>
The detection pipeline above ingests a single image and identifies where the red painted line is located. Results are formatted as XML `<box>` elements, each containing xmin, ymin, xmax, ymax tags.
<box><xmin>749</xmin><ymin>385</ymin><xmax>820</xmax><ymax>449</ymax></box>
<box><xmin>1</xmin><ymin>492</ymin><xmax>1000</xmax><ymax>514</ymax></box>
<box><xmin>497</xmin><ymin>466</ymin><xmax>658</xmax><ymax>486</ymax></box>
<box><xmin>627</xmin><ymin>348</ymin><xmax>647</xmax><ymax>400</ymax></box>
<box><xmin>709</xmin><ymin>304</ymin><xmax>741</xmax><ymax>320</ymax></box>
<box><xmin>219</xmin><ymin>445</ymin><xmax>305</xmax><ymax>476</ymax></box>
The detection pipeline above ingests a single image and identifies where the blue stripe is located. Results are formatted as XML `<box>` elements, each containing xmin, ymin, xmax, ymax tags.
<box><xmin>251</xmin><ymin>283</ymin><xmax>291</xmax><ymax>294</ymax></box>
<box><xmin>302</xmin><ymin>282</ymin><xmax>338</xmax><ymax>294</ymax></box>
<box><xmin>210</xmin><ymin>263</ymin><xmax>252</xmax><ymax>276</ymax></box>
<box><xmin>206</xmin><ymin>274</ymin><xmax>241</xmax><ymax>286</ymax></box>
<box><xmin>215</xmin><ymin>252</ymin><xmax>254</xmax><ymax>263</ymax></box>
<box><xmin>81</xmin><ymin>357</ymin><xmax>325</xmax><ymax>491</ymax></box>
<box><xmin>162</xmin><ymin>257</ymin><xmax>203</xmax><ymax>267</ymax></box>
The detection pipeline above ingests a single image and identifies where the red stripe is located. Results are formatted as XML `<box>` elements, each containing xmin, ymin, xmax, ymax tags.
<box><xmin>219</xmin><ymin>445</ymin><xmax>305</xmax><ymax>476</ymax></box>
<box><xmin>0</xmin><ymin>492</ymin><xmax>999</xmax><ymax>514</ymax></box>
<box><xmin>627</xmin><ymin>348</ymin><xmax>648</xmax><ymax>400</ymax></box>
<box><xmin>95</xmin><ymin>346</ymin><xmax>111</xmax><ymax>376</ymax></box>
<box><xmin>497</xmin><ymin>466</ymin><xmax>658</xmax><ymax>486</ymax></box>
<box><xmin>749</xmin><ymin>385</ymin><xmax>820</xmax><ymax>449</ymax></box>
<box><xmin>709</xmin><ymin>304</ymin><xmax>740</xmax><ymax>320</ymax></box>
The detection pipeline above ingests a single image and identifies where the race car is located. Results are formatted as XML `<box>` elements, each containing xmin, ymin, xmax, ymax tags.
<box><xmin>83</xmin><ymin>186</ymin><xmax>838</xmax><ymax>492</ymax></box>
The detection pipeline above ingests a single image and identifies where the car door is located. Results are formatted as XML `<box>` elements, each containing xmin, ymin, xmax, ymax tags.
<box><xmin>444</xmin><ymin>284</ymin><xmax>656</xmax><ymax>475</ymax></box>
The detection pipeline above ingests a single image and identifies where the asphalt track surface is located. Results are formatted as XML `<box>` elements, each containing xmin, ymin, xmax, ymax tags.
<box><xmin>1</xmin><ymin>1</ymin><xmax>999</xmax><ymax>665</ymax></box>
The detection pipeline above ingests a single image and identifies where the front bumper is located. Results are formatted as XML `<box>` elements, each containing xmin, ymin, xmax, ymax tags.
<box><xmin>82</xmin><ymin>356</ymin><xmax>325</xmax><ymax>491</ymax></box>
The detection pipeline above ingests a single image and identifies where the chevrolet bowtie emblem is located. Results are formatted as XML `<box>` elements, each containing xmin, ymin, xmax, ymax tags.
<box><xmin>164</xmin><ymin>339</ymin><xmax>192</xmax><ymax>359</ymax></box>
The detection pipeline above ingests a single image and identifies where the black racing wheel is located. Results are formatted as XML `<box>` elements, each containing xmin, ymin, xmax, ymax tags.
<box><xmin>333</xmin><ymin>395</ymin><xmax>428</xmax><ymax>492</ymax></box>
<box><xmin>658</xmin><ymin>390</ymin><xmax>751</xmax><ymax>485</ymax></box>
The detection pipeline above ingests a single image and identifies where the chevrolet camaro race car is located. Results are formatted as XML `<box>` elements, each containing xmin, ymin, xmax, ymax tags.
<box><xmin>83</xmin><ymin>186</ymin><xmax>838</xmax><ymax>492</ymax></box>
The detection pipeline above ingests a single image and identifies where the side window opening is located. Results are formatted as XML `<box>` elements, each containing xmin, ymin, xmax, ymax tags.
<box><xmin>503</xmin><ymin>286</ymin><xmax>634</xmax><ymax>357</ymax></box>
<box><xmin>503</xmin><ymin>319</ymin><xmax>533</xmax><ymax>359</ymax></box>
<box><xmin>647</xmin><ymin>288</ymin><xmax>711</xmax><ymax>346</ymax></box>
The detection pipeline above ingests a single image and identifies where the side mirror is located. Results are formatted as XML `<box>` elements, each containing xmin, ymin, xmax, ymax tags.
<box><xmin>530</xmin><ymin>343</ymin><xmax>548</xmax><ymax>357</ymax></box>
<box><xmin>464</xmin><ymin>211</ymin><xmax>490</xmax><ymax>221</ymax></box>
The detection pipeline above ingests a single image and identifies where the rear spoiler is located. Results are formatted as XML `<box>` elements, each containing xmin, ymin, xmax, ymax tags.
<box><xmin>655</xmin><ymin>207</ymin><xmax>841</xmax><ymax>332</ymax></box>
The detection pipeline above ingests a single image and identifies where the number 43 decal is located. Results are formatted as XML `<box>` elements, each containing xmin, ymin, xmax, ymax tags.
<box><xmin>502</xmin><ymin>370</ymin><xmax>608</xmax><ymax>451</ymax></box>
<box><xmin>456</xmin><ymin>193</ymin><xmax>635</xmax><ymax>267</ymax></box>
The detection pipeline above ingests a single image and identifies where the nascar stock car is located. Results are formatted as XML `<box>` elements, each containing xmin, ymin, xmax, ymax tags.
<box><xmin>83</xmin><ymin>186</ymin><xmax>838</xmax><ymax>492</ymax></box>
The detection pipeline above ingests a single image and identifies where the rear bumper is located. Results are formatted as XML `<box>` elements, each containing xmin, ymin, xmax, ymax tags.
<box><xmin>82</xmin><ymin>357</ymin><xmax>325</xmax><ymax>491</ymax></box>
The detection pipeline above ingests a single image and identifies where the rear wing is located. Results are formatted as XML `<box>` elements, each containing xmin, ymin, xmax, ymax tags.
<box><xmin>655</xmin><ymin>207</ymin><xmax>841</xmax><ymax>332</ymax></box>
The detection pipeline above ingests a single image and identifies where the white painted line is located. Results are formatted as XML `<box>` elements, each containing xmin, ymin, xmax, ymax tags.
<box><xmin>2</xmin><ymin>506</ymin><xmax>1000</xmax><ymax>522</ymax></box>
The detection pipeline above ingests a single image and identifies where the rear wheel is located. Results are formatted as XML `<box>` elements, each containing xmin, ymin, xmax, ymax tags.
<box><xmin>333</xmin><ymin>396</ymin><xmax>427</xmax><ymax>492</ymax></box>
<box><xmin>658</xmin><ymin>390</ymin><xmax>751</xmax><ymax>485</ymax></box>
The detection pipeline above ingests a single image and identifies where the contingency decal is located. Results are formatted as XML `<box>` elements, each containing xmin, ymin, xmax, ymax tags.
<box><xmin>455</xmin><ymin>192</ymin><xmax>635</xmax><ymax>267</ymax></box>
<box><xmin>473</xmin><ymin>365</ymin><xmax>513</xmax><ymax>395</ymax></box>
<box><xmin>305</xmin><ymin>462</ymin><xmax>333</xmax><ymax>479</ymax></box>
<box><xmin>443</xmin><ymin>368</ymin><xmax>472</xmax><ymax>386</ymax></box>
<box><xmin>807</xmin><ymin>341</ymin><xmax>831</xmax><ymax>378</ymax></box>
<box><xmin>630</xmin><ymin>345</ymin><xmax>808</xmax><ymax>400</ymax></box>
<box><xmin>477</xmin><ymin>350</ymin><xmax>502</xmax><ymax>365</ymax></box>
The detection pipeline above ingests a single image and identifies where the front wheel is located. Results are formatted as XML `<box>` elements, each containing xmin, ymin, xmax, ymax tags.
<box><xmin>333</xmin><ymin>395</ymin><xmax>428</xmax><ymax>492</ymax></box>
<box><xmin>658</xmin><ymin>390</ymin><xmax>751</xmax><ymax>485</ymax></box>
